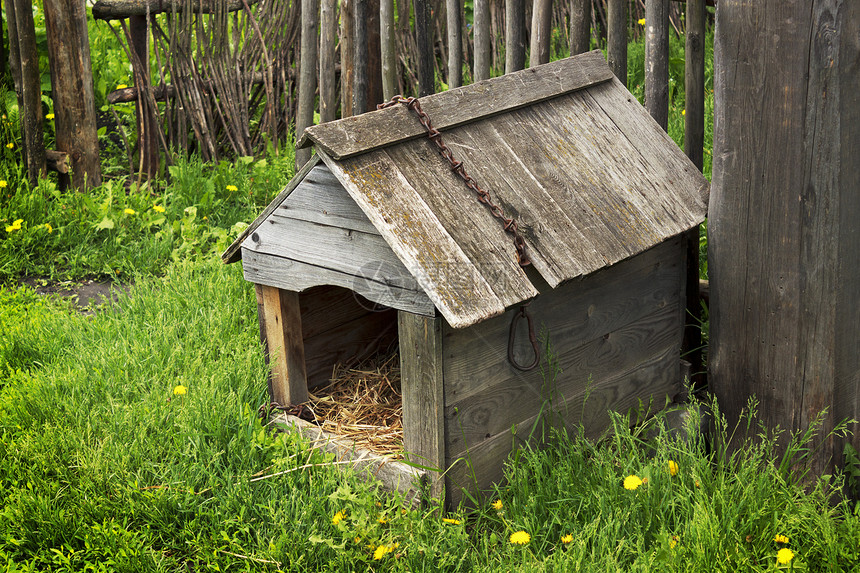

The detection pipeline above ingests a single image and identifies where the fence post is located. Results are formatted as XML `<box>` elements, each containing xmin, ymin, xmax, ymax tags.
<box><xmin>569</xmin><ymin>0</ymin><xmax>591</xmax><ymax>55</ymax></box>
<box><xmin>320</xmin><ymin>0</ymin><xmax>338</xmax><ymax>122</ymax></box>
<box><xmin>505</xmin><ymin>0</ymin><xmax>525</xmax><ymax>73</ymax></box>
<box><xmin>529</xmin><ymin>0</ymin><xmax>552</xmax><ymax>67</ymax></box>
<box><xmin>447</xmin><ymin>0</ymin><xmax>463</xmax><ymax>87</ymax></box>
<box><xmin>381</xmin><ymin>0</ymin><xmax>398</xmax><ymax>97</ymax></box>
<box><xmin>606</xmin><ymin>0</ymin><xmax>627</xmax><ymax>86</ymax></box>
<box><xmin>297</xmin><ymin>0</ymin><xmax>319</xmax><ymax>168</ymax></box>
<box><xmin>473</xmin><ymin>0</ymin><xmax>490</xmax><ymax>80</ymax></box>
<box><xmin>415</xmin><ymin>0</ymin><xmax>435</xmax><ymax>95</ymax></box>
<box><xmin>645</xmin><ymin>0</ymin><xmax>669</xmax><ymax>130</ymax></box>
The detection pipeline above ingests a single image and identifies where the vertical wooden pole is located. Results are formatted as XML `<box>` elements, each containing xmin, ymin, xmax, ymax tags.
<box><xmin>529</xmin><ymin>0</ymin><xmax>552</xmax><ymax>67</ymax></box>
<box><xmin>473</xmin><ymin>0</ymin><xmax>490</xmax><ymax>80</ymax></box>
<box><xmin>340</xmin><ymin>0</ymin><xmax>355</xmax><ymax>117</ymax></box>
<box><xmin>257</xmin><ymin>285</ymin><xmax>309</xmax><ymax>406</ymax></box>
<box><xmin>606</xmin><ymin>0</ymin><xmax>627</xmax><ymax>86</ymax></box>
<box><xmin>710</xmin><ymin>0</ymin><xmax>860</xmax><ymax>476</ymax></box>
<box><xmin>319</xmin><ymin>0</ymin><xmax>338</xmax><ymax>122</ymax></box>
<box><xmin>381</xmin><ymin>0</ymin><xmax>398</xmax><ymax>97</ymax></box>
<box><xmin>505</xmin><ymin>0</ymin><xmax>525</xmax><ymax>74</ymax></box>
<box><xmin>682</xmin><ymin>0</ymin><xmax>705</xmax><ymax>386</ymax></box>
<box><xmin>569</xmin><ymin>0</ymin><xmax>591</xmax><ymax>56</ymax></box>
<box><xmin>399</xmin><ymin>311</ymin><xmax>446</xmax><ymax>502</ymax></box>
<box><xmin>353</xmin><ymin>0</ymin><xmax>369</xmax><ymax>113</ymax></box>
<box><xmin>365</xmin><ymin>0</ymin><xmax>384</xmax><ymax>108</ymax></box>
<box><xmin>297</xmin><ymin>0</ymin><xmax>320</xmax><ymax>168</ymax></box>
<box><xmin>446</xmin><ymin>0</ymin><xmax>462</xmax><ymax>87</ymax></box>
<box><xmin>128</xmin><ymin>15</ymin><xmax>158</xmax><ymax>180</ymax></box>
<box><xmin>7</xmin><ymin>0</ymin><xmax>46</xmax><ymax>186</ymax></box>
<box><xmin>645</xmin><ymin>0</ymin><xmax>669</xmax><ymax>130</ymax></box>
<box><xmin>414</xmin><ymin>0</ymin><xmax>435</xmax><ymax>96</ymax></box>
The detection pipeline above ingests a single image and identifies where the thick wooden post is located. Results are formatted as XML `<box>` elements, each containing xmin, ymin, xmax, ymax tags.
<box><xmin>319</xmin><ymin>0</ymin><xmax>338</xmax><ymax>122</ymax></box>
<box><xmin>257</xmin><ymin>285</ymin><xmax>309</xmax><ymax>406</ymax></box>
<box><xmin>473</xmin><ymin>0</ymin><xmax>490</xmax><ymax>81</ymax></box>
<box><xmin>645</xmin><ymin>0</ymin><xmax>669</xmax><ymax>130</ymax></box>
<box><xmin>682</xmin><ymin>0</ymin><xmax>705</xmax><ymax>386</ymax></box>
<box><xmin>381</xmin><ymin>0</ymin><xmax>398</xmax><ymax>97</ymax></box>
<box><xmin>606</xmin><ymin>0</ymin><xmax>627</xmax><ymax>86</ymax></box>
<box><xmin>297</xmin><ymin>0</ymin><xmax>319</xmax><ymax>168</ymax></box>
<box><xmin>504</xmin><ymin>0</ymin><xmax>525</xmax><ymax>74</ymax></box>
<box><xmin>340</xmin><ymin>0</ymin><xmax>355</xmax><ymax>117</ymax></box>
<box><xmin>446</xmin><ymin>0</ymin><xmax>463</xmax><ymax>87</ymax></box>
<box><xmin>529</xmin><ymin>0</ymin><xmax>552</xmax><ymax>67</ymax></box>
<box><xmin>399</xmin><ymin>311</ymin><xmax>446</xmax><ymax>501</ymax></box>
<box><xmin>6</xmin><ymin>0</ymin><xmax>46</xmax><ymax>185</ymax></box>
<box><xmin>569</xmin><ymin>0</ymin><xmax>591</xmax><ymax>56</ymax></box>
<box><xmin>710</xmin><ymin>1</ymin><xmax>860</xmax><ymax>476</ymax></box>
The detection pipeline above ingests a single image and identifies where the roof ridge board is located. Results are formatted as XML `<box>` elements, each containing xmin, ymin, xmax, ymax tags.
<box><xmin>298</xmin><ymin>50</ymin><xmax>613</xmax><ymax>160</ymax></box>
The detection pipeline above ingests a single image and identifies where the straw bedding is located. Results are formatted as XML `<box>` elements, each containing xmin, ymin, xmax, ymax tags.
<box><xmin>305</xmin><ymin>352</ymin><xmax>404</xmax><ymax>458</ymax></box>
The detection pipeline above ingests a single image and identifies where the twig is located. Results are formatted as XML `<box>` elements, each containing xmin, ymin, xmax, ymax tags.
<box><xmin>217</xmin><ymin>549</ymin><xmax>281</xmax><ymax>568</ymax></box>
<box><xmin>249</xmin><ymin>459</ymin><xmax>367</xmax><ymax>482</ymax></box>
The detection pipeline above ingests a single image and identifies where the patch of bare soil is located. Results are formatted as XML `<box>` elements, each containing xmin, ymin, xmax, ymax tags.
<box><xmin>18</xmin><ymin>277</ymin><xmax>132</xmax><ymax>314</ymax></box>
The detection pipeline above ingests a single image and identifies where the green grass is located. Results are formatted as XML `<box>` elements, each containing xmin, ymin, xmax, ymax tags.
<box><xmin>1</xmin><ymin>268</ymin><xmax>858</xmax><ymax>570</ymax></box>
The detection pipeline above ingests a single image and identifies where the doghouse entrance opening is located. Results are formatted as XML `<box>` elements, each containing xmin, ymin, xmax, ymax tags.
<box><xmin>299</xmin><ymin>285</ymin><xmax>403</xmax><ymax>457</ymax></box>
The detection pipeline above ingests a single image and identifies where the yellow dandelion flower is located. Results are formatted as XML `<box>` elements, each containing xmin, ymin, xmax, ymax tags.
<box><xmin>332</xmin><ymin>510</ymin><xmax>345</xmax><ymax>525</ymax></box>
<box><xmin>6</xmin><ymin>143</ymin><xmax>13</xmax><ymax>149</ymax></box>
<box><xmin>373</xmin><ymin>543</ymin><xmax>397</xmax><ymax>560</ymax></box>
<box><xmin>638</xmin><ymin>18</ymin><xmax>646</xmax><ymax>25</ymax></box>
<box><xmin>46</xmin><ymin>113</ymin><xmax>55</xmax><ymax>120</ymax></box>
<box><xmin>5</xmin><ymin>219</ymin><xmax>23</xmax><ymax>233</ymax></box>
<box><xmin>153</xmin><ymin>205</ymin><xmax>165</xmax><ymax>213</ymax></box>
<box><xmin>442</xmin><ymin>518</ymin><xmax>461</xmax><ymax>525</ymax></box>
<box><xmin>774</xmin><ymin>534</ymin><xmax>789</xmax><ymax>544</ymax></box>
<box><xmin>0</xmin><ymin>180</ymin><xmax>6</xmax><ymax>188</ymax></box>
<box><xmin>509</xmin><ymin>531</ymin><xmax>530</xmax><ymax>545</ymax></box>
<box><xmin>117</xmin><ymin>84</ymin><xmax>128</xmax><ymax>90</ymax></box>
<box><xmin>124</xmin><ymin>208</ymin><xmax>136</xmax><ymax>215</ymax></box>
<box><xmin>623</xmin><ymin>475</ymin><xmax>643</xmax><ymax>490</ymax></box>
<box><xmin>491</xmin><ymin>499</ymin><xmax>503</xmax><ymax>510</ymax></box>
<box><xmin>43</xmin><ymin>223</ymin><xmax>53</xmax><ymax>233</ymax></box>
<box><xmin>670</xmin><ymin>535</ymin><xmax>680</xmax><ymax>549</ymax></box>
<box><xmin>695</xmin><ymin>480</ymin><xmax>700</xmax><ymax>487</ymax></box>
<box><xmin>377</xmin><ymin>517</ymin><xmax>388</xmax><ymax>524</ymax></box>
<box><xmin>561</xmin><ymin>533</ymin><xmax>573</xmax><ymax>544</ymax></box>
<box><xmin>681</xmin><ymin>109</ymin><xmax>686</xmax><ymax>116</ymax></box>
<box><xmin>776</xmin><ymin>548</ymin><xmax>795</xmax><ymax>565</ymax></box>
<box><xmin>226</xmin><ymin>184</ymin><xmax>238</xmax><ymax>192</ymax></box>
<box><xmin>173</xmin><ymin>385</ymin><xmax>187</xmax><ymax>396</ymax></box>
<box><xmin>668</xmin><ymin>460</ymin><xmax>679</xmax><ymax>476</ymax></box>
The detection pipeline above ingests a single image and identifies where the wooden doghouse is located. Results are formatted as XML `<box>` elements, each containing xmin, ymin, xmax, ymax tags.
<box><xmin>223</xmin><ymin>51</ymin><xmax>709</xmax><ymax>505</ymax></box>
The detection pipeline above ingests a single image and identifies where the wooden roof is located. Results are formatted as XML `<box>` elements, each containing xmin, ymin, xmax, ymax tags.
<box><xmin>224</xmin><ymin>50</ymin><xmax>709</xmax><ymax>328</ymax></box>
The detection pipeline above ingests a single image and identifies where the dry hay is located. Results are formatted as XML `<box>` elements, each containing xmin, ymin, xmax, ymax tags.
<box><xmin>306</xmin><ymin>352</ymin><xmax>403</xmax><ymax>458</ymax></box>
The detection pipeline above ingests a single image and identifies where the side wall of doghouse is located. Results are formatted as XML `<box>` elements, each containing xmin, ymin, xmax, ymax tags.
<box><xmin>442</xmin><ymin>236</ymin><xmax>687</xmax><ymax>505</ymax></box>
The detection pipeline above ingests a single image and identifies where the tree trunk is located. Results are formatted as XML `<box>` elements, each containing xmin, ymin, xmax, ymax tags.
<box><xmin>297</xmin><ymin>0</ymin><xmax>319</xmax><ymax>168</ymax></box>
<box><xmin>529</xmin><ymin>0</ymin><xmax>552</xmax><ymax>67</ymax></box>
<box><xmin>7</xmin><ymin>0</ymin><xmax>46</xmax><ymax>186</ymax></box>
<box><xmin>710</xmin><ymin>0</ymin><xmax>860</xmax><ymax>477</ymax></box>
<box><xmin>505</xmin><ymin>0</ymin><xmax>525</xmax><ymax>74</ymax></box>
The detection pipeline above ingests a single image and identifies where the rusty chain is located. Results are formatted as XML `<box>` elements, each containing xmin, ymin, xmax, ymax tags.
<box><xmin>378</xmin><ymin>96</ymin><xmax>531</xmax><ymax>267</ymax></box>
<box><xmin>379</xmin><ymin>95</ymin><xmax>540</xmax><ymax>371</ymax></box>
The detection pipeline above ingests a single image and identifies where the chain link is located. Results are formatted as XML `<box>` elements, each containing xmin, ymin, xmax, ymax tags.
<box><xmin>378</xmin><ymin>96</ymin><xmax>531</xmax><ymax>267</ymax></box>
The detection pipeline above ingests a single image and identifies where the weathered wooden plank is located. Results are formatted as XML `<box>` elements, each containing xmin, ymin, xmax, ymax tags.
<box><xmin>304</xmin><ymin>307</ymin><xmax>397</xmax><ymax>387</ymax></box>
<box><xmin>298</xmin><ymin>51</ymin><xmax>614</xmax><ymax>159</ymax></box>
<box><xmin>442</xmin><ymin>119</ymin><xmax>605</xmax><ymax>286</ymax></box>
<box><xmin>399</xmin><ymin>312</ymin><xmax>446</xmax><ymax>500</ymax></box>
<box><xmin>443</xmin><ymin>237</ymin><xmax>684</xmax><ymax>406</ymax></box>
<box><xmin>276</xmin><ymin>165</ymin><xmax>380</xmax><ymax>235</ymax></box>
<box><xmin>222</xmin><ymin>155</ymin><xmax>321</xmax><ymax>264</ymax></box>
<box><xmin>259</xmin><ymin>285</ymin><xmax>308</xmax><ymax>406</ymax></box>
<box><xmin>445</xmin><ymin>344</ymin><xmax>680</xmax><ymax>506</ymax></box>
<box><xmin>382</xmin><ymin>141</ymin><xmax>537</xmax><ymax>309</ymax></box>
<box><xmin>242</xmin><ymin>249</ymin><xmax>436</xmax><ymax>316</ymax></box>
<box><xmin>584</xmin><ymin>79</ymin><xmax>709</xmax><ymax>219</ymax></box>
<box><xmin>273</xmin><ymin>413</ymin><xmax>426</xmax><ymax>508</ymax></box>
<box><xmin>298</xmin><ymin>285</ymin><xmax>377</xmax><ymax>339</ymax></box>
<box><xmin>322</xmin><ymin>150</ymin><xmax>509</xmax><ymax>328</ymax></box>
<box><xmin>248</xmin><ymin>214</ymin><xmax>416</xmax><ymax>290</ymax></box>
<box><xmin>446</xmin><ymin>304</ymin><xmax>682</xmax><ymax>458</ymax></box>
<box><xmin>534</xmin><ymin>93</ymin><xmax>704</xmax><ymax>245</ymax></box>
